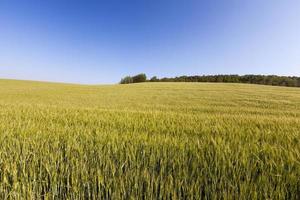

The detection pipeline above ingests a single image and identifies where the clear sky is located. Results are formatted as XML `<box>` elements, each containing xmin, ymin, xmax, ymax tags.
<box><xmin>0</xmin><ymin>0</ymin><xmax>300</xmax><ymax>84</ymax></box>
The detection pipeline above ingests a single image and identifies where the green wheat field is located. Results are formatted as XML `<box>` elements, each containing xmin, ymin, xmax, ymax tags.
<box><xmin>0</xmin><ymin>79</ymin><xmax>299</xmax><ymax>199</ymax></box>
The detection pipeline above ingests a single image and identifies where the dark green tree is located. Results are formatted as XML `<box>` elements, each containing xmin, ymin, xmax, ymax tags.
<box><xmin>150</xmin><ymin>76</ymin><xmax>159</xmax><ymax>82</ymax></box>
<box><xmin>120</xmin><ymin>76</ymin><xmax>133</xmax><ymax>84</ymax></box>
<box><xmin>132</xmin><ymin>73</ymin><xmax>147</xmax><ymax>83</ymax></box>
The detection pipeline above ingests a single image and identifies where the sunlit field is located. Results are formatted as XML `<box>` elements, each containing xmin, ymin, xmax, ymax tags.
<box><xmin>0</xmin><ymin>79</ymin><xmax>299</xmax><ymax>199</ymax></box>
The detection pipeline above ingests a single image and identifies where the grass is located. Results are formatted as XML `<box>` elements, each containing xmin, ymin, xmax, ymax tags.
<box><xmin>0</xmin><ymin>79</ymin><xmax>299</xmax><ymax>199</ymax></box>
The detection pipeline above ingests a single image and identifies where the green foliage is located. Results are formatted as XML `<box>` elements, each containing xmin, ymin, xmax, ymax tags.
<box><xmin>0</xmin><ymin>80</ymin><xmax>299</xmax><ymax>199</ymax></box>
<box><xmin>150</xmin><ymin>76</ymin><xmax>158</xmax><ymax>82</ymax></box>
<box><xmin>120</xmin><ymin>73</ymin><xmax>147</xmax><ymax>84</ymax></box>
<box><xmin>150</xmin><ymin>74</ymin><xmax>300</xmax><ymax>87</ymax></box>
<box><xmin>132</xmin><ymin>73</ymin><xmax>147</xmax><ymax>83</ymax></box>
<box><xmin>120</xmin><ymin>76</ymin><xmax>133</xmax><ymax>84</ymax></box>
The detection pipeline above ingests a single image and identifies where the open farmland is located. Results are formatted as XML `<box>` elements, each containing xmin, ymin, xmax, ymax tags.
<box><xmin>0</xmin><ymin>79</ymin><xmax>299</xmax><ymax>199</ymax></box>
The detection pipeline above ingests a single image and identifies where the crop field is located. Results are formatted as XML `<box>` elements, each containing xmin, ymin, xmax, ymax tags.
<box><xmin>0</xmin><ymin>79</ymin><xmax>299</xmax><ymax>199</ymax></box>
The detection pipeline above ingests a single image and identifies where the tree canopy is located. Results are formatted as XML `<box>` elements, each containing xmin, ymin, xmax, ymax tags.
<box><xmin>120</xmin><ymin>73</ymin><xmax>147</xmax><ymax>84</ymax></box>
<box><xmin>120</xmin><ymin>74</ymin><xmax>300</xmax><ymax>87</ymax></box>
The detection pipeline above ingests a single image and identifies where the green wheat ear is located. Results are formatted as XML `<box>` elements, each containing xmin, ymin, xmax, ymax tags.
<box><xmin>0</xmin><ymin>80</ymin><xmax>299</xmax><ymax>199</ymax></box>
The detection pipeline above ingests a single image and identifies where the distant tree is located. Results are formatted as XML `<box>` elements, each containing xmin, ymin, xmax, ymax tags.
<box><xmin>150</xmin><ymin>76</ymin><xmax>159</xmax><ymax>82</ymax></box>
<box><xmin>120</xmin><ymin>76</ymin><xmax>133</xmax><ymax>84</ymax></box>
<box><xmin>120</xmin><ymin>74</ymin><xmax>300</xmax><ymax>87</ymax></box>
<box><xmin>132</xmin><ymin>73</ymin><xmax>147</xmax><ymax>83</ymax></box>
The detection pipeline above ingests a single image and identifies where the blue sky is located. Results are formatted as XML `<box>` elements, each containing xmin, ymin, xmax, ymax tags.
<box><xmin>0</xmin><ymin>0</ymin><xmax>300</xmax><ymax>84</ymax></box>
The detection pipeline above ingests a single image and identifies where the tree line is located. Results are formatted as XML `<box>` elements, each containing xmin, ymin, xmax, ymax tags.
<box><xmin>120</xmin><ymin>74</ymin><xmax>300</xmax><ymax>87</ymax></box>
